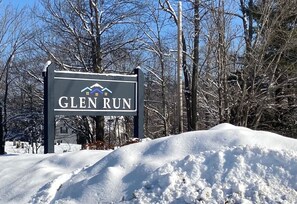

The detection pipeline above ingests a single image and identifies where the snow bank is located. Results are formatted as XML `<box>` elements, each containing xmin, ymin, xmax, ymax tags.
<box><xmin>0</xmin><ymin>150</ymin><xmax>110</xmax><ymax>204</ymax></box>
<box><xmin>134</xmin><ymin>146</ymin><xmax>297</xmax><ymax>203</ymax></box>
<box><xmin>49</xmin><ymin>124</ymin><xmax>297</xmax><ymax>203</ymax></box>
<box><xmin>1</xmin><ymin>124</ymin><xmax>297</xmax><ymax>203</ymax></box>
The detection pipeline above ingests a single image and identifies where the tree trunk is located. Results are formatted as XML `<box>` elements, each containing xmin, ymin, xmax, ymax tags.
<box><xmin>191</xmin><ymin>0</ymin><xmax>200</xmax><ymax>130</ymax></box>
<box><xmin>3</xmin><ymin>53</ymin><xmax>14</xmax><ymax>138</ymax></box>
<box><xmin>182</xmin><ymin>36</ymin><xmax>191</xmax><ymax>131</ymax></box>
<box><xmin>90</xmin><ymin>0</ymin><xmax>105</xmax><ymax>142</ymax></box>
<box><xmin>160</xmin><ymin>50</ymin><xmax>169</xmax><ymax>136</ymax></box>
<box><xmin>95</xmin><ymin>116</ymin><xmax>105</xmax><ymax>141</ymax></box>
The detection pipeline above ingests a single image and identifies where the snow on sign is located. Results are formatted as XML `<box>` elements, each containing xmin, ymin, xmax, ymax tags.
<box><xmin>43</xmin><ymin>62</ymin><xmax>144</xmax><ymax>153</ymax></box>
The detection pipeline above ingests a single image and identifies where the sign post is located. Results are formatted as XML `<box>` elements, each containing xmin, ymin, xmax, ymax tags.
<box><xmin>43</xmin><ymin>63</ymin><xmax>55</xmax><ymax>153</ymax></box>
<box><xmin>134</xmin><ymin>67</ymin><xmax>144</xmax><ymax>138</ymax></box>
<box><xmin>43</xmin><ymin>63</ymin><xmax>144</xmax><ymax>154</ymax></box>
<box><xmin>0</xmin><ymin>106</ymin><xmax>4</xmax><ymax>155</ymax></box>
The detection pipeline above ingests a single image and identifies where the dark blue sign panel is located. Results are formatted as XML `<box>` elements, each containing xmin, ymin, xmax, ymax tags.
<box><xmin>53</xmin><ymin>71</ymin><xmax>137</xmax><ymax>115</ymax></box>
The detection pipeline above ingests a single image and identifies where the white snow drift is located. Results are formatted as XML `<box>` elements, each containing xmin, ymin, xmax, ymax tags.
<box><xmin>1</xmin><ymin>123</ymin><xmax>297</xmax><ymax>203</ymax></box>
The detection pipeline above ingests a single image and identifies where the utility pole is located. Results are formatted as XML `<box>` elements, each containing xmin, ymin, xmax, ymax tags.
<box><xmin>177</xmin><ymin>1</ymin><xmax>183</xmax><ymax>133</ymax></box>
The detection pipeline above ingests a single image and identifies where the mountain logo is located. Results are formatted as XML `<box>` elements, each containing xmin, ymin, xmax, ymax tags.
<box><xmin>81</xmin><ymin>83</ymin><xmax>112</xmax><ymax>96</ymax></box>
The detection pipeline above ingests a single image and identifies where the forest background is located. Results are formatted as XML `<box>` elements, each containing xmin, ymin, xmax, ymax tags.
<box><xmin>0</xmin><ymin>0</ymin><xmax>296</xmax><ymax>149</ymax></box>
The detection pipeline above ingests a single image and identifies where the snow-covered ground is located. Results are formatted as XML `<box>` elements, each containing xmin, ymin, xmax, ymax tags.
<box><xmin>1</xmin><ymin>123</ymin><xmax>297</xmax><ymax>203</ymax></box>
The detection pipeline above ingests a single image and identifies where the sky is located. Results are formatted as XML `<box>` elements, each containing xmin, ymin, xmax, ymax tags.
<box><xmin>1</xmin><ymin>123</ymin><xmax>297</xmax><ymax>203</ymax></box>
<box><xmin>2</xmin><ymin>0</ymin><xmax>37</xmax><ymax>8</ymax></box>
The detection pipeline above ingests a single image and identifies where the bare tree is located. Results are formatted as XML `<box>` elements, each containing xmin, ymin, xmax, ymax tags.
<box><xmin>191</xmin><ymin>0</ymin><xmax>201</xmax><ymax>130</ymax></box>
<box><xmin>159</xmin><ymin>0</ymin><xmax>192</xmax><ymax>131</ymax></box>
<box><xmin>137</xmin><ymin>2</ymin><xmax>176</xmax><ymax>136</ymax></box>
<box><xmin>0</xmin><ymin>4</ymin><xmax>33</xmax><ymax>140</ymax></box>
<box><xmin>36</xmin><ymin>0</ymin><xmax>143</xmax><ymax>142</ymax></box>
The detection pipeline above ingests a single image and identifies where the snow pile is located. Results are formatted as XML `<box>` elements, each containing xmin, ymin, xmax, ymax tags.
<box><xmin>134</xmin><ymin>146</ymin><xmax>297</xmax><ymax>203</ymax></box>
<box><xmin>49</xmin><ymin>124</ymin><xmax>297</xmax><ymax>203</ymax></box>
<box><xmin>0</xmin><ymin>150</ymin><xmax>111</xmax><ymax>204</ymax></box>
<box><xmin>1</xmin><ymin>123</ymin><xmax>297</xmax><ymax>204</ymax></box>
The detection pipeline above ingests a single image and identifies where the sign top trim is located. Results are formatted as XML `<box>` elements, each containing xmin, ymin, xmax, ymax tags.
<box><xmin>54</xmin><ymin>71</ymin><xmax>137</xmax><ymax>81</ymax></box>
<box><xmin>54</xmin><ymin>77</ymin><xmax>137</xmax><ymax>84</ymax></box>
<box><xmin>55</xmin><ymin>70</ymin><xmax>137</xmax><ymax>78</ymax></box>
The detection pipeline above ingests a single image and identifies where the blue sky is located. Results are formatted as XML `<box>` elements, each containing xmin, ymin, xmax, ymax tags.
<box><xmin>2</xmin><ymin>0</ymin><xmax>37</xmax><ymax>8</ymax></box>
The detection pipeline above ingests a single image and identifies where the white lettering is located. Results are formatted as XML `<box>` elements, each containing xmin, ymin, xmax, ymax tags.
<box><xmin>58</xmin><ymin>96</ymin><xmax>68</xmax><ymax>108</ymax></box>
<box><xmin>70</xmin><ymin>97</ymin><xmax>77</xmax><ymax>108</ymax></box>
<box><xmin>58</xmin><ymin>96</ymin><xmax>132</xmax><ymax>110</ymax></box>
<box><xmin>58</xmin><ymin>97</ymin><xmax>97</xmax><ymax>109</ymax></box>
<box><xmin>79</xmin><ymin>97</ymin><xmax>86</xmax><ymax>108</ymax></box>
<box><xmin>122</xmin><ymin>98</ymin><xmax>131</xmax><ymax>109</ymax></box>
<box><xmin>103</xmin><ymin>98</ymin><xmax>111</xmax><ymax>109</ymax></box>
<box><xmin>88</xmin><ymin>97</ymin><xmax>97</xmax><ymax>108</ymax></box>
<box><xmin>113</xmin><ymin>98</ymin><xmax>121</xmax><ymax>109</ymax></box>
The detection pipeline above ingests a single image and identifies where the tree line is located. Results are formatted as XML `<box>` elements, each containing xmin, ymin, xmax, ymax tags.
<box><xmin>0</xmin><ymin>0</ymin><xmax>296</xmax><ymax>149</ymax></box>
